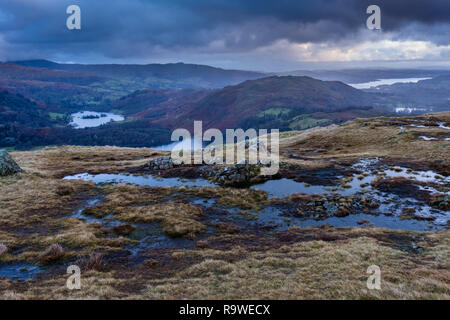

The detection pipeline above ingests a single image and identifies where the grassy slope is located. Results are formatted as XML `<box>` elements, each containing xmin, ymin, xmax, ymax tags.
<box><xmin>280</xmin><ymin>112</ymin><xmax>450</xmax><ymax>165</ymax></box>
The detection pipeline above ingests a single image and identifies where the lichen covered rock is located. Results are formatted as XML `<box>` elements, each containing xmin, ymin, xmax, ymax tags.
<box><xmin>0</xmin><ymin>150</ymin><xmax>22</xmax><ymax>176</ymax></box>
<box><xmin>209</xmin><ymin>163</ymin><xmax>264</xmax><ymax>187</ymax></box>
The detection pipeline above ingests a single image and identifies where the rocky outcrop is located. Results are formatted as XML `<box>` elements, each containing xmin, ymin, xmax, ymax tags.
<box><xmin>145</xmin><ymin>155</ymin><xmax>274</xmax><ymax>187</ymax></box>
<box><xmin>146</xmin><ymin>156</ymin><xmax>174</xmax><ymax>170</ymax></box>
<box><xmin>0</xmin><ymin>150</ymin><xmax>22</xmax><ymax>176</ymax></box>
<box><xmin>208</xmin><ymin>163</ymin><xmax>264</xmax><ymax>187</ymax></box>
<box><xmin>303</xmin><ymin>194</ymin><xmax>380</xmax><ymax>219</ymax></box>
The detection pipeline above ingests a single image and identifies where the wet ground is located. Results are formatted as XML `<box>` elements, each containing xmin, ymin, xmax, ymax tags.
<box><xmin>2</xmin><ymin>156</ymin><xmax>448</xmax><ymax>282</ymax></box>
<box><xmin>65</xmin><ymin>157</ymin><xmax>449</xmax><ymax>232</ymax></box>
<box><xmin>0</xmin><ymin>263</ymin><xmax>44</xmax><ymax>281</ymax></box>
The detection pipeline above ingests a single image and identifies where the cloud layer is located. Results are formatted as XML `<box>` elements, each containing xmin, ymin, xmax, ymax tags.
<box><xmin>0</xmin><ymin>0</ymin><xmax>449</xmax><ymax>70</ymax></box>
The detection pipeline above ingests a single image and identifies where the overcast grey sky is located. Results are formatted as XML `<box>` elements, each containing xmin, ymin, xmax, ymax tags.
<box><xmin>0</xmin><ymin>0</ymin><xmax>449</xmax><ymax>71</ymax></box>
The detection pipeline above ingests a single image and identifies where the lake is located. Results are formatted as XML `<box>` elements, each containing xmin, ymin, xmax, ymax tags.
<box><xmin>152</xmin><ymin>138</ymin><xmax>205</xmax><ymax>151</ymax></box>
<box><xmin>349</xmin><ymin>77</ymin><xmax>432</xmax><ymax>89</ymax></box>
<box><xmin>69</xmin><ymin>111</ymin><xmax>125</xmax><ymax>129</ymax></box>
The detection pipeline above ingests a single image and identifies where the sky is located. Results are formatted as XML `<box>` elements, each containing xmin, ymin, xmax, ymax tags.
<box><xmin>0</xmin><ymin>0</ymin><xmax>449</xmax><ymax>71</ymax></box>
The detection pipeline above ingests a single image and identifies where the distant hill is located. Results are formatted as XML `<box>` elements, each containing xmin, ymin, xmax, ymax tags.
<box><xmin>0</xmin><ymin>62</ymin><xmax>112</xmax><ymax>110</ymax></box>
<box><xmin>365</xmin><ymin>75</ymin><xmax>450</xmax><ymax>110</ymax></box>
<box><xmin>11</xmin><ymin>60</ymin><xmax>265</xmax><ymax>89</ymax></box>
<box><xmin>118</xmin><ymin>76</ymin><xmax>388</xmax><ymax>131</ymax></box>
<box><xmin>2</xmin><ymin>60</ymin><xmax>264</xmax><ymax>109</ymax></box>
<box><xmin>0</xmin><ymin>62</ymin><xmax>102</xmax><ymax>85</ymax></box>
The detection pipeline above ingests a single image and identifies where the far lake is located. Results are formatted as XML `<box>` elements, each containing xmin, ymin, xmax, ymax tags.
<box><xmin>69</xmin><ymin>111</ymin><xmax>125</xmax><ymax>129</ymax></box>
<box><xmin>152</xmin><ymin>138</ymin><xmax>204</xmax><ymax>151</ymax></box>
<box><xmin>349</xmin><ymin>77</ymin><xmax>432</xmax><ymax>89</ymax></box>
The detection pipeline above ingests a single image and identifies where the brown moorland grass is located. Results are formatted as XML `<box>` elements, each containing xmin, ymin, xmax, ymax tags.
<box><xmin>279</xmin><ymin>112</ymin><xmax>450</xmax><ymax>168</ymax></box>
<box><xmin>12</xmin><ymin>145</ymin><xmax>166</xmax><ymax>178</ymax></box>
<box><xmin>0</xmin><ymin>227</ymin><xmax>448</xmax><ymax>299</ymax></box>
<box><xmin>113</xmin><ymin>202</ymin><xmax>206</xmax><ymax>238</ymax></box>
<box><xmin>172</xmin><ymin>186</ymin><xmax>268</xmax><ymax>211</ymax></box>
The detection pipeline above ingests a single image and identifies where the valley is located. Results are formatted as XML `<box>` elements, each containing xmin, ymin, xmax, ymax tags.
<box><xmin>2</xmin><ymin>60</ymin><xmax>450</xmax><ymax>151</ymax></box>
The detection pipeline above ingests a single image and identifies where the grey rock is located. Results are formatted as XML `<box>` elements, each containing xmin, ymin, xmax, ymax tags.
<box><xmin>209</xmin><ymin>163</ymin><xmax>263</xmax><ymax>187</ymax></box>
<box><xmin>0</xmin><ymin>150</ymin><xmax>22</xmax><ymax>176</ymax></box>
<box><xmin>146</xmin><ymin>156</ymin><xmax>174</xmax><ymax>171</ymax></box>
<box><xmin>323</xmin><ymin>201</ymin><xmax>338</xmax><ymax>215</ymax></box>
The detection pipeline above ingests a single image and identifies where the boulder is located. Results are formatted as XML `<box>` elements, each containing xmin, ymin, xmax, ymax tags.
<box><xmin>146</xmin><ymin>156</ymin><xmax>174</xmax><ymax>170</ymax></box>
<box><xmin>0</xmin><ymin>150</ymin><xmax>22</xmax><ymax>176</ymax></box>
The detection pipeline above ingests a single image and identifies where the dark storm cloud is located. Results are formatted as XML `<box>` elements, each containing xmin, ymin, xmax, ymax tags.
<box><xmin>0</xmin><ymin>0</ymin><xmax>449</xmax><ymax>62</ymax></box>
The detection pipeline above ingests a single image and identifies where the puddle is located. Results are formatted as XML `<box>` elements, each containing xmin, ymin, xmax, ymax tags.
<box><xmin>0</xmin><ymin>263</ymin><xmax>43</xmax><ymax>281</ymax></box>
<box><xmin>374</xmin><ymin>168</ymin><xmax>448</xmax><ymax>184</ymax></box>
<box><xmin>260</xmin><ymin>210</ymin><xmax>435</xmax><ymax>232</ymax></box>
<box><xmin>70</xmin><ymin>198</ymin><xmax>104</xmax><ymax>224</ymax></box>
<box><xmin>67</xmin><ymin>197</ymin><xmax>198</xmax><ymax>263</ymax></box>
<box><xmin>127</xmin><ymin>223</ymin><xmax>195</xmax><ymax>264</ymax></box>
<box><xmin>59</xmin><ymin>158</ymin><xmax>448</xmax><ymax>259</ymax></box>
<box><xmin>251</xmin><ymin>178</ymin><xmax>331</xmax><ymax>198</ymax></box>
<box><xmin>250</xmin><ymin>159</ymin><xmax>449</xmax><ymax>229</ymax></box>
<box><xmin>69</xmin><ymin>198</ymin><xmax>132</xmax><ymax>230</ymax></box>
<box><xmin>420</xmin><ymin>136</ymin><xmax>438</xmax><ymax>141</ymax></box>
<box><xmin>188</xmin><ymin>196</ymin><xmax>439</xmax><ymax>232</ymax></box>
<box><xmin>251</xmin><ymin>159</ymin><xmax>449</xmax><ymax>200</ymax></box>
<box><xmin>63</xmin><ymin>173</ymin><xmax>217</xmax><ymax>188</ymax></box>
<box><xmin>438</xmin><ymin>122</ymin><xmax>450</xmax><ymax>130</ymax></box>
<box><xmin>408</xmin><ymin>122</ymin><xmax>450</xmax><ymax>130</ymax></box>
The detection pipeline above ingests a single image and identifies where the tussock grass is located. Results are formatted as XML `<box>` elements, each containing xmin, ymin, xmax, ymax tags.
<box><xmin>38</xmin><ymin>244</ymin><xmax>64</xmax><ymax>265</ymax></box>
<box><xmin>174</xmin><ymin>186</ymin><xmax>268</xmax><ymax>210</ymax></box>
<box><xmin>139</xmin><ymin>228</ymin><xmax>450</xmax><ymax>299</ymax></box>
<box><xmin>11</xmin><ymin>145</ymin><xmax>166</xmax><ymax>178</ymax></box>
<box><xmin>114</xmin><ymin>201</ymin><xmax>206</xmax><ymax>238</ymax></box>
